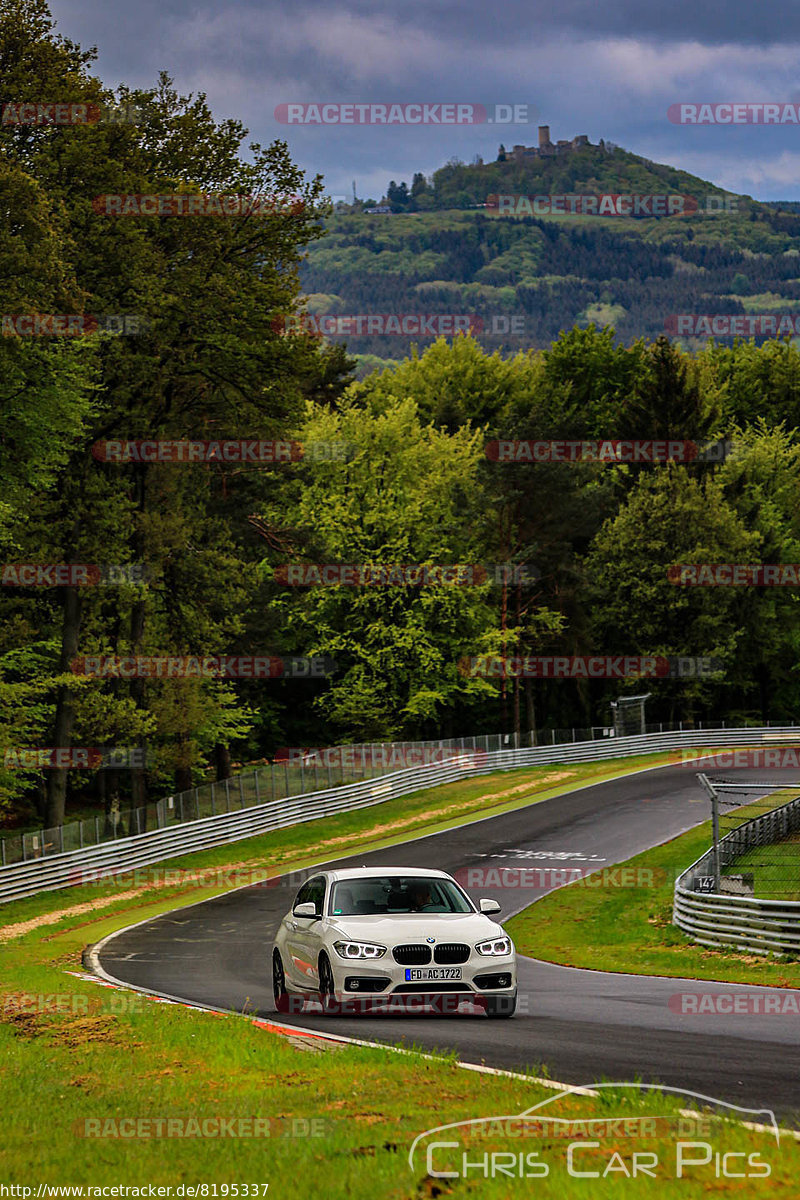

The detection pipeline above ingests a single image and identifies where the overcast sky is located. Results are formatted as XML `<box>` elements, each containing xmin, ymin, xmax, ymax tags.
<box><xmin>47</xmin><ymin>0</ymin><xmax>800</xmax><ymax>201</ymax></box>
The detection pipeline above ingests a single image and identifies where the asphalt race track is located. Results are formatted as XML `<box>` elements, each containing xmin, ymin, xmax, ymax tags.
<box><xmin>94</xmin><ymin>764</ymin><xmax>800</xmax><ymax>1120</ymax></box>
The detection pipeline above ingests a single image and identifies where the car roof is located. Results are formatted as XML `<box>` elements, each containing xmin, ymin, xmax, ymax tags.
<box><xmin>319</xmin><ymin>866</ymin><xmax>453</xmax><ymax>883</ymax></box>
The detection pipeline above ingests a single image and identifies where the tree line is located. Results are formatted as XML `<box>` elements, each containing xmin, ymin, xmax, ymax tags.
<box><xmin>302</xmin><ymin>209</ymin><xmax>800</xmax><ymax>354</ymax></box>
<box><xmin>1</xmin><ymin>1</ymin><xmax>798</xmax><ymax>834</ymax></box>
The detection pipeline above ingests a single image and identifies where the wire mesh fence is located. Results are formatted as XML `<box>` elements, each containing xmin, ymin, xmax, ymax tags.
<box><xmin>699</xmin><ymin>774</ymin><xmax>800</xmax><ymax>900</ymax></box>
<box><xmin>0</xmin><ymin>717</ymin><xmax>789</xmax><ymax>868</ymax></box>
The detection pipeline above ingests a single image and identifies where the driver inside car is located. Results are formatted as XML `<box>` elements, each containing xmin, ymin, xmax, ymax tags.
<box><xmin>408</xmin><ymin>881</ymin><xmax>436</xmax><ymax>911</ymax></box>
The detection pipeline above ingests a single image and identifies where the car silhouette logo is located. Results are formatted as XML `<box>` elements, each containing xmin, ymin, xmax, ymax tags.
<box><xmin>426</xmin><ymin>937</ymin><xmax>436</xmax><ymax>943</ymax></box>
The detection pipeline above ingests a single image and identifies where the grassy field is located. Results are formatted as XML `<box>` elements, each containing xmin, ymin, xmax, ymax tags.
<box><xmin>3</xmin><ymin>928</ymin><xmax>796</xmax><ymax>1195</ymax></box>
<box><xmin>3</xmin><ymin>750</ymin><xmax>800</xmax><ymax>1195</ymax></box>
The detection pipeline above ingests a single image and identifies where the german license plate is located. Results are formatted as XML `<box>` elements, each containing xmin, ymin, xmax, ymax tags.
<box><xmin>405</xmin><ymin>967</ymin><xmax>463</xmax><ymax>981</ymax></box>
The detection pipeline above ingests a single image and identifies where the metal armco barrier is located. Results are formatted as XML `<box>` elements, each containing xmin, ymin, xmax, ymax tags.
<box><xmin>673</xmin><ymin>790</ymin><xmax>800</xmax><ymax>955</ymax></box>
<box><xmin>1</xmin><ymin>726</ymin><xmax>798</xmax><ymax>906</ymax></box>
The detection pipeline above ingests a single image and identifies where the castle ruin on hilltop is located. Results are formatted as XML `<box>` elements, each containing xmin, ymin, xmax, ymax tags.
<box><xmin>501</xmin><ymin>126</ymin><xmax>590</xmax><ymax>162</ymax></box>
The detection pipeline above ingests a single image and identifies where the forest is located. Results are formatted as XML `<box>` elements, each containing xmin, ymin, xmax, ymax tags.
<box><xmin>302</xmin><ymin>202</ymin><xmax>800</xmax><ymax>360</ymax></box>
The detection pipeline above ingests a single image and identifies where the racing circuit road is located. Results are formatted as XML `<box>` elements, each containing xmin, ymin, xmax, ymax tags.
<box><xmin>93</xmin><ymin>764</ymin><xmax>800</xmax><ymax>1120</ymax></box>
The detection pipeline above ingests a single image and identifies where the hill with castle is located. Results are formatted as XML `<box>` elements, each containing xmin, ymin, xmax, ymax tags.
<box><xmin>303</xmin><ymin>133</ymin><xmax>800</xmax><ymax>374</ymax></box>
<box><xmin>358</xmin><ymin>128</ymin><xmax>743</xmax><ymax>213</ymax></box>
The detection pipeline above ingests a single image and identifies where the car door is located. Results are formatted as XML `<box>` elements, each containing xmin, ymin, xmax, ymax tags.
<box><xmin>285</xmin><ymin>875</ymin><xmax>327</xmax><ymax>990</ymax></box>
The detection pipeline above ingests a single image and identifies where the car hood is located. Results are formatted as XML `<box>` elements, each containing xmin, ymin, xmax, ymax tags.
<box><xmin>325</xmin><ymin>913</ymin><xmax>508</xmax><ymax>944</ymax></box>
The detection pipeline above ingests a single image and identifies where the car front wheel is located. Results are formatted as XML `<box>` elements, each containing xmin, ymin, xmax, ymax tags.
<box><xmin>318</xmin><ymin>952</ymin><xmax>339</xmax><ymax>1015</ymax></box>
<box><xmin>272</xmin><ymin>950</ymin><xmax>290</xmax><ymax>1014</ymax></box>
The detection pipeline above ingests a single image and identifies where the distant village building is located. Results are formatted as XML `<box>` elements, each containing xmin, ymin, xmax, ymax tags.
<box><xmin>502</xmin><ymin>126</ymin><xmax>590</xmax><ymax>162</ymax></box>
<box><xmin>364</xmin><ymin>205</ymin><xmax>393</xmax><ymax>214</ymax></box>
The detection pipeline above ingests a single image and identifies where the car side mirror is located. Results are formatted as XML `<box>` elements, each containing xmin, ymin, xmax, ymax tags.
<box><xmin>293</xmin><ymin>901</ymin><xmax>318</xmax><ymax>919</ymax></box>
<box><xmin>479</xmin><ymin>898</ymin><xmax>501</xmax><ymax>914</ymax></box>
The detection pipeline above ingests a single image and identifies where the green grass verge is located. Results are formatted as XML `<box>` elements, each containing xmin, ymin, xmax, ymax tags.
<box><xmin>1</xmin><ymin>853</ymin><xmax>796</xmax><ymax>1193</ymax></box>
<box><xmin>506</xmin><ymin>817</ymin><xmax>800</xmax><ymax>987</ymax></box>
<box><xmin>2</xmin><ymin>751</ymin><xmax>799</xmax><ymax>1193</ymax></box>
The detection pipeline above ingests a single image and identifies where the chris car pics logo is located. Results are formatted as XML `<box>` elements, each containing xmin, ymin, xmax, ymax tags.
<box><xmin>409</xmin><ymin>1083</ymin><xmax>778</xmax><ymax>1181</ymax></box>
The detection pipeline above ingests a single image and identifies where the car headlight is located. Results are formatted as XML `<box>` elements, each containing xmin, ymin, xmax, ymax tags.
<box><xmin>475</xmin><ymin>936</ymin><xmax>512</xmax><ymax>957</ymax></box>
<box><xmin>332</xmin><ymin>940</ymin><xmax>387</xmax><ymax>960</ymax></box>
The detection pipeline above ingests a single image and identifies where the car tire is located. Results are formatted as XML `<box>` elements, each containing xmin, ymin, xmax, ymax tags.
<box><xmin>484</xmin><ymin>990</ymin><xmax>517</xmax><ymax>1018</ymax></box>
<box><xmin>272</xmin><ymin>949</ymin><xmax>290</xmax><ymax>1014</ymax></box>
<box><xmin>318</xmin><ymin>952</ymin><xmax>339</xmax><ymax>1015</ymax></box>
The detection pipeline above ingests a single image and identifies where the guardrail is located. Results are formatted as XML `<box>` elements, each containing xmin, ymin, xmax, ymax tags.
<box><xmin>3</xmin><ymin>717</ymin><xmax>755</xmax><ymax>867</ymax></box>
<box><xmin>673</xmin><ymin>792</ymin><xmax>800</xmax><ymax>955</ymax></box>
<box><xmin>1</xmin><ymin>725</ymin><xmax>798</xmax><ymax>906</ymax></box>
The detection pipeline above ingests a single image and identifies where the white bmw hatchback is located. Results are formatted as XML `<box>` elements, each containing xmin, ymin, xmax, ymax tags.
<box><xmin>272</xmin><ymin>866</ymin><xmax>517</xmax><ymax>1017</ymax></box>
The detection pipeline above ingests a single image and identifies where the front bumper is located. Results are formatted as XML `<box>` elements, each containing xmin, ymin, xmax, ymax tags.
<box><xmin>330</xmin><ymin>952</ymin><xmax>517</xmax><ymax>1000</ymax></box>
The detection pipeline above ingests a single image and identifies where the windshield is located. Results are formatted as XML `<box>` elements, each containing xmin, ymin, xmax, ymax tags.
<box><xmin>329</xmin><ymin>875</ymin><xmax>474</xmax><ymax>916</ymax></box>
